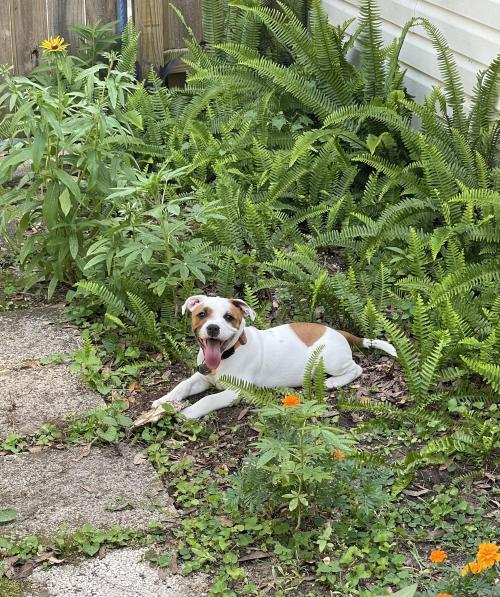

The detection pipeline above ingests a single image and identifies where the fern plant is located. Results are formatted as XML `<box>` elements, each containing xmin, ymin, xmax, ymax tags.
<box><xmin>76</xmin><ymin>281</ymin><xmax>192</xmax><ymax>362</ymax></box>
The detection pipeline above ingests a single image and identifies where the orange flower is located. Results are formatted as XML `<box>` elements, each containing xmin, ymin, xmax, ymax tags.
<box><xmin>436</xmin><ymin>593</ymin><xmax>452</xmax><ymax>597</ymax></box>
<box><xmin>476</xmin><ymin>543</ymin><xmax>500</xmax><ymax>569</ymax></box>
<box><xmin>330</xmin><ymin>449</ymin><xmax>346</xmax><ymax>460</ymax></box>
<box><xmin>460</xmin><ymin>561</ymin><xmax>484</xmax><ymax>576</ymax></box>
<box><xmin>281</xmin><ymin>394</ymin><xmax>301</xmax><ymax>408</ymax></box>
<box><xmin>429</xmin><ymin>549</ymin><xmax>448</xmax><ymax>564</ymax></box>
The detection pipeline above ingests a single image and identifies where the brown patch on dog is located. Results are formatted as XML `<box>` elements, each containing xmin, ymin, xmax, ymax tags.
<box><xmin>289</xmin><ymin>323</ymin><xmax>326</xmax><ymax>346</ymax></box>
<box><xmin>337</xmin><ymin>330</ymin><xmax>364</xmax><ymax>348</ymax></box>
<box><xmin>228</xmin><ymin>302</ymin><xmax>244</xmax><ymax>329</ymax></box>
<box><xmin>191</xmin><ymin>304</ymin><xmax>212</xmax><ymax>334</ymax></box>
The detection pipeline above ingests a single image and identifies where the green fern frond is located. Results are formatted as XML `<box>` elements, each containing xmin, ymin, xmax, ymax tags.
<box><xmin>419</xmin><ymin>18</ymin><xmax>466</xmax><ymax>133</ymax></box>
<box><xmin>358</xmin><ymin>0</ymin><xmax>385</xmax><ymax>100</ymax></box>
<box><xmin>218</xmin><ymin>375</ymin><xmax>282</xmax><ymax>407</ymax></box>
<box><xmin>117</xmin><ymin>20</ymin><xmax>139</xmax><ymax>74</ymax></box>
<box><xmin>461</xmin><ymin>357</ymin><xmax>500</xmax><ymax>393</ymax></box>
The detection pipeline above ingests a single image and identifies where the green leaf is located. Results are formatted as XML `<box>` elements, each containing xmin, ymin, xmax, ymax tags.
<box><xmin>84</xmin><ymin>254</ymin><xmax>108</xmax><ymax>270</ymax></box>
<box><xmin>107</xmin><ymin>78</ymin><xmax>117</xmax><ymax>109</ymax></box>
<box><xmin>69</xmin><ymin>234</ymin><xmax>79</xmax><ymax>259</ymax></box>
<box><xmin>32</xmin><ymin>129</ymin><xmax>46</xmax><ymax>170</ymax></box>
<box><xmin>47</xmin><ymin>275</ymin><xmax>59</xmax><ymax>300</ymax></box>
<box><xmin>54</xmin><ymin>168</ymin><xmax>81</xmax><ymax>199</ymax></box>
<box><xmin>374</xmin><ymin>584</ymin><xmax>418</xmax><ymax>597</ymax></box>
<box><xmin>59</xmin><ymin>188</ymin><xmax>72</xmax><ymax>216</ymax></box>
<box><xmin>61</xmin><ymin>57</ymin><xmax>73</xmax><ymax>83</ymax></box>
<box><xmin>0</xmin><ymin>147</ymin><xmax>32</xmax><ymax>177</ymax></box>
<box><xmin>125</xmin><ymin>110</ymin><xmax>143</xmax><ymax>130</ymax></box>
<box><xmin>81</xmin><ymin>542</ymin><xmax>101</xmax><ymax>556</ymax></box>
<box><xmin>42</xmin><ymin>181</ymin><xmax>61</xmax><ymax>229</ymax></box>
<box><xmin>141</xmin><ymin>247</ymin><xmax>153</xmax><ymax>263</ymax></box>
<box><xmin>104</xmin><ymin>313</ymin><xmax>126</xmax><ymax>328</ymax></box>
<box><xmin>271</xmin><ymin>114</ymin><xmax>287</xmax><ymax>130</ymax></box>
<box><xmin>98</xmin><ymin>426</ymin><xmax>118</xmax><ymax>442</ymax></box>
<box><xmin>0</xmin><ymin>508</ymin><xmax>17</xmax><ymax>523</ymax></box>
<box><xmin>256</xmin><ymin>450</ymin><xmax>276</xmax><ymax>467</ymax></box>
<box><xmin>366</xmin><ymin>132</ymin><xmax>391</xmax><ymax>155</ymax></box>
<box><xmin>19</xmin><ymin>236</ymin><xmax>36</xmax><ymax>265</ymax></box>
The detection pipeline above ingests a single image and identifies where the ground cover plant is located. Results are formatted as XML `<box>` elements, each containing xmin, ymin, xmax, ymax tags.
<box><xmin>0</xmin><ymin>0</ymin><xmax>499</xmax><ymax>595</ymax></box>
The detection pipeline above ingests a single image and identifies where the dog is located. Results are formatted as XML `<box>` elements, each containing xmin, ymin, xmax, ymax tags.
<box><xmin>152</xmin><ymin>295</ymin><xmax>397</xmax><ymax>419</ymax></box>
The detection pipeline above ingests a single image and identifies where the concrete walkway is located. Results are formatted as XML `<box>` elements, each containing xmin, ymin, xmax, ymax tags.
<box><xmin>0</xmin><ymin>306</ymin><xmax>208</xmax><ymax>596</ymax></box>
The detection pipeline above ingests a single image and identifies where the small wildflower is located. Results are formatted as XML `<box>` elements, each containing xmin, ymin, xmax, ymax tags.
<box><xmin>41</xmin><ymin>36</ymin><xmax>69</xmax><ymax>53</ymax></box>
<box><xmin>429</xmin><ymin>549</ymin><xmax>448</xmax><ymax>564</ymax></box>
<box><xmin>460</xmin><ymin>561</ymin><xmax>484</xmax><ymax>576</ymax></box>
<box><xmin>330</xmin><ymin>449</ymin><xmax>346</xmax><ymax>460</ymax></box>
<box><xmin>281</xmin><ymin>394</ymin><xmax>301</xmax><ymax>408</ymax></box>
<box><xmin>476</xmin><ymin>543</ymin><xmax>500</xmax><ymax>569</ymax></box>
<box><xmin>436</xmin><ymin>593</ymin><xmax>452</xmax><ymax>597</ymax></box>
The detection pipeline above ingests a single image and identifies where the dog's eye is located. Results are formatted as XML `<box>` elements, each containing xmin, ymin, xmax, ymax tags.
<box><xmin>224</xmin><ymin>313</ymin><xmax>234</xmax><ymax>321</ymax></box>
<box><xmin>198</xmin><ymin>311</ymin><xmax>206</xmax><ymax>319</ymax></box>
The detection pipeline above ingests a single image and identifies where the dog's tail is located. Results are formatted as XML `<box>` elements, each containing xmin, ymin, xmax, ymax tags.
<box><xmin>337</xmin><ymin>331</ymin><xmax>397</xmax><ymax>358</ymax></box>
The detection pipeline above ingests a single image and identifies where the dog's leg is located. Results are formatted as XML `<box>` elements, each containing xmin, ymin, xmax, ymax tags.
<box><xmin>152</xmin><ymin>373</ymin><xmax>212</xmax><ymax>407</ymax></box>
<box><xmin>325</xmin><ymin>363</ymin><xmax>363</xmax><ymax>389</ymax></box>
<box><xmin>181</xmin><ymin>390</ymin><xmax>239</xmax><ymax>419</ymax></box>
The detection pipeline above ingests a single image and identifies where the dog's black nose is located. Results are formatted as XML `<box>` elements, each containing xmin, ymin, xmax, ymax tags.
<box><xmin>206</xmin><ymin>324</ymin><xmax>220</xmax><ymax>338</ymax></box>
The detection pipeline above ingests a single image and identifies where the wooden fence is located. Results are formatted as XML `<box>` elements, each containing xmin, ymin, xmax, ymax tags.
<box><xmin>0</xmin><ymin>0</ymin><xmax>202</xmax><ymax>82</ymax></box>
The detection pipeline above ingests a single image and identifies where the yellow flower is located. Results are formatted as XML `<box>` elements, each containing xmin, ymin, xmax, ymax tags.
<box><xmin>281</xmin><ymin>394</ymin><xmax>301</xmax><ymax>408</ymax></box>
<box><xmin>429</xmin><ymin>549</ymin><xmax>448</xmax><ymax>564</ymax></box>
<box><xmin>330</xmin><ymin>449</ymin><xmax>346</xmax><ymax>461</ymax></box>
<box><xmin>476</xmin><ymin>543</ymin><xmax>500</xmax><ymax>569</ymax></box>
<box><xmin>460</xmin><ymin>561</ymin><xmax>484</xmax><ymax>576</ymax></box>
<box><xmin>40</xmin><ymin>36</ymin><xmax>69</xmax><ymax>53</ymax></box>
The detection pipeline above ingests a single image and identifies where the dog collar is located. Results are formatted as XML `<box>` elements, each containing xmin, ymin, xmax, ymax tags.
<box><xmin>197</xmin><ymin>331</ymin><xmax>247</xmax><ymax>375</ymax></box>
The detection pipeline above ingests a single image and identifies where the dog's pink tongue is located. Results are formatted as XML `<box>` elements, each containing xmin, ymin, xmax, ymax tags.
<box><xmin>204</xmin><ymin>339</ymin><xmax>222</xmax><ymax>369</ymax></box>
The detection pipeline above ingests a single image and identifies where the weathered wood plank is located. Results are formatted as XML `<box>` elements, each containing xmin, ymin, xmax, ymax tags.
<box><xmin>134</xmin><ymin>0</ymin><xmax>164</xmax><ymax>74</ymax></box>
<box><xmin>163</xmin><ymin>0</ymin><xmax>202</xmax><ymax>50</ymax></box>
<box><xmin>11</xmin><ymin>0</ymin><xmax>48</xmax><ymax>75</ymax></box>
<box><xmin>46</xmin><ymin>0</ymin><xmax>86</xmax><ymax>52</ymax></box>
<box><xmin>0</xmin><ymin>1</ymin><xmax>13</xmax><ymax>71</ymax></box>
<box><xmin>86</xmin><ymin>0</ymin><xmax>118</xmax><ymax>28</ymax></box>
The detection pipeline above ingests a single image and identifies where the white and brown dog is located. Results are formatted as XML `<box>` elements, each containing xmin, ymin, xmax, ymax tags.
<box><xmin>152</xmin><ymin>295</ymin><xmax>397</xmax><ymax>419</ymax></box>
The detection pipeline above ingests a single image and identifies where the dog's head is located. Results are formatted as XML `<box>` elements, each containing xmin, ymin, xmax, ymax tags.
<box><xmin>181</xmin><ymin>295</ymin><xmax>255</xmax><ymax>369</ymax></box>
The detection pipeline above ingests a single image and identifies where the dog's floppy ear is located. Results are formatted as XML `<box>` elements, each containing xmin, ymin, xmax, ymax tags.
<box><xmin>230</xmin><ymin>299</ymin><xmax>256</xmax><ymax>321</ymax></box>
<box><xmin>181</xmin><ymin>295</ymin><xmax>206</xmax><ymax>315</ymax></box>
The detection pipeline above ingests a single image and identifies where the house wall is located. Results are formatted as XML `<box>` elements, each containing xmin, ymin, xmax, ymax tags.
<box><xmin>321</xmin><ymin>0</ymin><xmax>500</xmax><ymax>108</ymax></box>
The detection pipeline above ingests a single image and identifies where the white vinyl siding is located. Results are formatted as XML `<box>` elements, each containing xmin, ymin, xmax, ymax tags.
<box><xmin>322</xmin><ymin>0</ymin><xmax>500</xmax><ymax>108</ymax></box>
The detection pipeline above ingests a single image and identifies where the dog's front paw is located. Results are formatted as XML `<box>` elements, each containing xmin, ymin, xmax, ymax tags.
<box><xmin>152</xmin><ymin>394</ymin><xmax>178</xmax><ymax>408</ymax></box>
<box><xmin>180</xmin><ymin>404</ymin><xmax>204</xmax><ymax>419</ymax></box>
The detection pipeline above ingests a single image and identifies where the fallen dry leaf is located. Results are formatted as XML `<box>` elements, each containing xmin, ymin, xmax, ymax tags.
<box><xmin>237</xmin><ymin>407</ymin><xmax>250</xmax><ymax>420</ymax></box>
<box><xmin>157</xmin><ymin>567</ymin><xmax>169</xmax><ymax>581</ymax></box>
<box><xmin>74</xmin><ymin>440</ymin><xmax>97</xmax><ymax>461</ymax></box>
<box><xmin>219</xmin><ymin>515</ymin><xmax>234</xmax><ymax>527</ymax></box>
<box><xmin>127</xmin><ymin>381</ymin><xmax>142</xmax><ymax>393</ymax></box>
<box><xmin>350</xmin><ymin>413</ymin><xmax>365</xmax><ymax>423</ymax></box>
<box><xmin>427</xmin><ymin>528</ymin><xmax>445</xmax><ymax>540</ymax></box>
<box><xmin>239</xmin><ymin>550</ymin><xmax>270</xmax><ymax>562</ymax></box>
<box><xmin>28</xmin><ymin>446</ymin><xmax>45</xmax><ymax>454</ymax></box>
<box><xmin>439</xmin><ymin>458</ymin><xmax>454</xmax><ymax>471</ymax></box>
<box><xmin>404</xmin><ymin>488</ymin><xmax>430</xmax><ymax>497</ymax></box>
<box><xmin>131</xmin><ymin>402</ymin><xmax>184</xmax><ymax>429</ymax></box>
<box><xmin>169</xmin><ymin>552</ymin><xmax>179</xmax><ymax>574</ymax></box>
<box><xmin>133</xmin><ymin>452</ymin><xmax>147</xmax><ymax>465</ymax></box>
<box><xmin>10</xmin><ymin>561</ymin><xmax>35</xmax><ymax>579</ymax></box>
